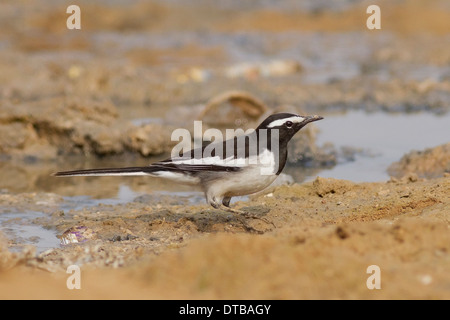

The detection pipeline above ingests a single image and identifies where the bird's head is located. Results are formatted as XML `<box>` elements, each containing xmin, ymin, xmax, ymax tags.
<box><xmin>257</xmin><ymin>113</ymin><xmax>323</xmax><ymax>145</ymax></box>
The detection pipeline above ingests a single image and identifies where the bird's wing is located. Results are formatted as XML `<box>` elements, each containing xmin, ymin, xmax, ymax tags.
<box><xmin>151</xmin><ymin>162</ymin><xmax>242</xmax><ymax>173</ymax></box>
<box><xmin>152</xmin><ymin>136</ymin><xmax>253</xmax><ymax>173</ymax></box>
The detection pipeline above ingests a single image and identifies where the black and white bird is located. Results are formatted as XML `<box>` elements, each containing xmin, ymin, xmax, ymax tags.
<box><xmin>54</xmin><ymin>113</ymin><xmax>323</xmax><ymax>227</ymax></box>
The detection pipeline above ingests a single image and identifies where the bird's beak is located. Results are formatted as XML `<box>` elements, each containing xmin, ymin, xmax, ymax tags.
<box><xmin>302</xmin><ymin>115</ymin><xmax>324</xmax><ymax>125</ymax></box>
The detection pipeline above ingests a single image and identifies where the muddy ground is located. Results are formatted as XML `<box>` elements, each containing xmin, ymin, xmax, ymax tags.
<box><xmin>0</xmin><ymin>174</ymin><xmax>449</xmax><ymax>299</ymax></box>
<box><xmin>0</xmin><ymin>0</ymin><xmax>449</xmax><ymax>300</ymax></box>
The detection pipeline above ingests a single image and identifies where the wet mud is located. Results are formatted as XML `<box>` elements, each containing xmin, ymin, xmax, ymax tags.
<box><xmin>0</xmin><ymin>175</ymin><xmax>449</xmax><ymax>299</ymax></box>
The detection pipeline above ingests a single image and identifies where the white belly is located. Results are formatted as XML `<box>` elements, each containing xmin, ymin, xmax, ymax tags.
<box><xmin>206</xmin><ymin>166</ymin><xmax>278</xmax><ymax>198</ymax></box>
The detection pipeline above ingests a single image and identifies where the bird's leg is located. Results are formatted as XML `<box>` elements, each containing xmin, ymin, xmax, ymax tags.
<box><xmin>222</xmin><ymin>197</ymin><xmax>231</xmax><ymax>208</ymax></box>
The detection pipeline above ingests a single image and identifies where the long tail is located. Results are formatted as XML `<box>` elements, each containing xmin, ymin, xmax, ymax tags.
<box><xmin>53</xmin><ymin>166</ymin><xmax>157</xmax><ymax>177</ymax></box>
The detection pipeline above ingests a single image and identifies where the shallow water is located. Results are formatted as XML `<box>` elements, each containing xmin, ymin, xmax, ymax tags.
<box><xmin>61</xmin><ymin>185</ymin><xmax>208</xmax><ymax>211</ymax></box>
<box><xmin>0</xmin><ymin>211</ymin><xmax>60</xmax><ymax>253</ymax></box>
<box><xmin>312</xmin><ymin>110</ymin><xmax>450</xmax><ymax>182</ymax></box>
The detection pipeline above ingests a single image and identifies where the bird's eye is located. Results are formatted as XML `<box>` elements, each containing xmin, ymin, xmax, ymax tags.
<box><xmin>285</xmin><ymin>121</ymin><xmax>293</xmax><ymax>128</ymax></box>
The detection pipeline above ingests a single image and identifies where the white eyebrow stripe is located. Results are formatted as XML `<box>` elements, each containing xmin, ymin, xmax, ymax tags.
<box><xmin>267</xmin><ymin>116</ymin><xmax>305</xmax><ymax>128</ymax></box>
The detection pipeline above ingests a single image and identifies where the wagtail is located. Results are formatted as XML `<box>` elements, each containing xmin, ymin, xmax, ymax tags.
<box><xmin>54</xmin><ymin>113</ymin><xmax>323</xmax><ymax>231</ymax></box>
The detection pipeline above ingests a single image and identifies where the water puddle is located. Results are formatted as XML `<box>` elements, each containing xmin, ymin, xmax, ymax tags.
<box><xmin>59</xmin><ymin>185</ymin><xmax>206</xmax><ymax>212</ymax></box>
<box><xmin>0</xmin><ymin>211</ymin><xmax>60</xmax><ymax>253</ymax></box>
<box><xmin>311</xmin><ymin>110</ymin><xmax>450</xmax><ymax>182</ymax></box>
<box><xmin>0</xmin><ymin>186</ymin><xmax>208</xmax><ymax>253</ymax></box>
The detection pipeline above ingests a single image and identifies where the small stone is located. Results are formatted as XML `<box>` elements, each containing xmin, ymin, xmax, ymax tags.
<box><xmin>336</xmin><ymin>226</ymin><xmax>349</xmax><ymax>239</ymax></box>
